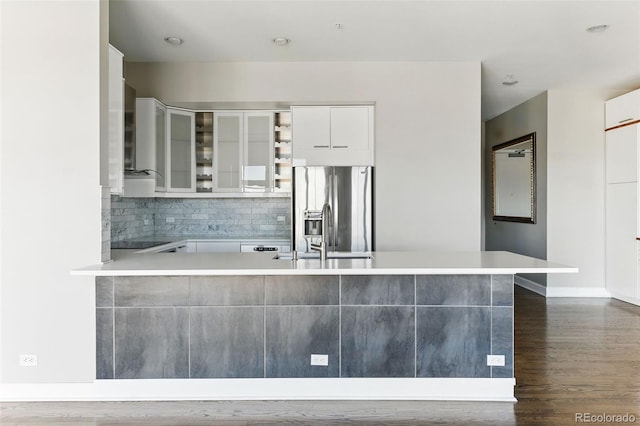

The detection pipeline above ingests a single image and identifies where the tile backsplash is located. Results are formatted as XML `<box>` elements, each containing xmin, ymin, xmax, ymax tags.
<box><xmin>111</xmin><ymin>196</ymin><xmax>291</xmax><ymax>242</ymax></box>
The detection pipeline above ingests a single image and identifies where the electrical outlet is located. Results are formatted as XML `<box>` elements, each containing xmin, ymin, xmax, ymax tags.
<box><xmin>277</xmin><ymin>215</ymin><xmax>286</xmax><ymax>222</ymax></box>
<box><xmin>487</xmin><ymin>355</ymin><xmax>505</xmax><ymax>367</ymax></box>
<box><xmin>19</xmin><ymin>354</ymin><xmax>38</xmax><ymax>367</ymax></box>
<box><xmin>166</xmin><ymin>217</ymin><xmax>175</xmax><ymax>223</ymax></box>
<box><xmin>310</xmin><ymin>354</ymin><xmax>328</xmax><ymax>366</ymax></box>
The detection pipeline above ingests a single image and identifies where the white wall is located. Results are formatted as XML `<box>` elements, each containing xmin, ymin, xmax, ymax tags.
<box><xmin>126</xmin><ymin>61</ymin><xmax>482</xmax><ymax>251</ymax></box>
<box><xmin>0</xmin><ymin>1</ymin><xmax>103</xmax><ymax>383</ymax></box>
<box><xmin>546</xmin><ymin>89</ymin><xmax>621</xmax><ymax>291</ymax></box>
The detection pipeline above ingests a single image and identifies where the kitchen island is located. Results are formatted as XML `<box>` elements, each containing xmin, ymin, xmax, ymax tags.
<box><xmin>72</xmin><ymin>251</ymin><xmax>576</xmax><ymax>401</ymax></box>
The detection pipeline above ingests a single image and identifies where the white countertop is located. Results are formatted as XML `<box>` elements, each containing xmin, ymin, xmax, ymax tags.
<box><xmin>72</xmin><ymin>251</ymin><xmax>577</xmax><ymax>276</ymax></box>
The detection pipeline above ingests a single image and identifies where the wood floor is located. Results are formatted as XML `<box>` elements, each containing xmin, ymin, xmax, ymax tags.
<box><xmin>2</xmin><ymin>286</ymin><xmax>640</xmax><ymax>425</ymax></box>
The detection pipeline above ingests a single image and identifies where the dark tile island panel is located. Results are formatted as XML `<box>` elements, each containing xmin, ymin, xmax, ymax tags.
<box><xmin>190</xmin><ymin>307</ymin><xmax>264</xmax><ymax>378</ymax></box>
<box><xmin>96</xmin><ymin>274</ymin><xmax>514</xmax><ymax>380</ymax></box>
<box><xmin>341</xmin><ymin>306</ymin><xmax>415</xmax><ymax>377</ymax></box>
<box><xmin>341</xmin><ymin>275</ymin><xmax>414</xmax><ymax>305</ymax></box>
<box><xmin>266</xmin><ymin>306</ymin><xmax>340</xmax><ymax>377</ymax></box>
<box><xmin>416</xmin><ymin>306</ymin><xmax>491</xmax><ymax>378</ymax></box>
<box><xmin>265</xmin><ymin>275</ymin><xmax>339</xmax><ymax>305</ymax></box>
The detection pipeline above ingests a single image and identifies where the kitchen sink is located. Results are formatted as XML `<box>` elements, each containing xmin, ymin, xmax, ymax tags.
<box><xmin>274</xmin><ymin>252</ymin><xmax>373</xmax><ymax>260</ymax></box>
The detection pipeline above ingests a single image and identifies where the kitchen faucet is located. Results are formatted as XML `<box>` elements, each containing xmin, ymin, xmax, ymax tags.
<box><xmin>310</xmin><ymin>203</ymin><xmax>332</xmax><ymax>261</ymax></box>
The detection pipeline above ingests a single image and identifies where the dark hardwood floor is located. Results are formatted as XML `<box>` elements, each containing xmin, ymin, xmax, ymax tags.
<box><xmin>2</xmin><ymin>286</ymin><xmax>639</xmax><ymax>425</ymax></box>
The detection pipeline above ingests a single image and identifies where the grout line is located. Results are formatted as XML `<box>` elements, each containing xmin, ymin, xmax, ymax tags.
<box><xmin>263</xmin><ymin>276</ymin><xmax>267</xmax><ymax>378</ymax></box>
<box><xmin>188</xmin><ymin>277</ymin><xmax>192</xmax><ymax>379</ymax></box>
<box><xmin>414</xmin><ymin>274</ymin><xmax>417</xmax><ymax>378</ymax></box>
<box><xmin>490</xmin><ymin>274</ymin><xmax>493</xmax><ymax>378</ymax></box>
<box><xmin>111</xmin><ymin>277</ymin><xmax>115</xmax><ymax>380</ymax></box>
<box><xmin>339</xmin><ymin>275</ymin><xmax>342</xmax><ymax>378</ymax></box>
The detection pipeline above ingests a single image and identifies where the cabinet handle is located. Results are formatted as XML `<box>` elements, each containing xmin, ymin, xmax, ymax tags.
<box><xmin>313</xmin><ymin>145</ymin><xmax>330</xmax><ymax>148</ymax></box>
<box><xmin>332</xmin><ymin>145</ymin><xmax>349</xmax><ymax>148</ymax></box>
<box><xmin>619</xmin><ymin>118</ymin><xmax>634</xmax><ymax>124</ymax></box>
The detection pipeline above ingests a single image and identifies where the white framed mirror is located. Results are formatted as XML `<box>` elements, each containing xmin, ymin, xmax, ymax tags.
<box><xmin>492</xmin><ymin>132</ymin><xmax>536</xmax><ymax>223</ymax></box>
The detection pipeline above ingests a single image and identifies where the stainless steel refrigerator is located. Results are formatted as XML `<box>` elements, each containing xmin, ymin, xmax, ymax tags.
<box><xmin>292</xmin><ymin>166</ymin><xmax>373</xmax><ymax>254</ymax></box>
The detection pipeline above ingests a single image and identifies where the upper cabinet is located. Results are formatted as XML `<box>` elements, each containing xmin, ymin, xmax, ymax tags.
<box><xmin>167</xmin><ymin>108</ymin><xmax>196</xmax><ymax>192</ymax></box>
<box><xmin>134</xmin><ymin>103</ymin><xmax>285</xmax><ymax>196</ymax></box>
<box><xmin>214</xmin><ymin>112</ymin><xmax>243</xmax><ymax>191</ymax></box>
<box><xmin>606</xmin><ymin>89</ymin><xmax>640</xmax><ymax>130</ymax></box>
<box><xmin>291</xmin><ymin>105</ymin><xmax>374</xmax><ymax>166</ymax></box>
<box><xmin>605</xmin><ymin>89</ymin><xmax>640</xmax><ymax>184</ymax></box>
<box><xmin>108</xmin><ymin>45</ymin><xmax>124</xmax><ymax>194</ymax></box>
<box><xmin>213</xmin><ymin>112</ymin><xmax>274</xmax><ymax>192</ymax></box>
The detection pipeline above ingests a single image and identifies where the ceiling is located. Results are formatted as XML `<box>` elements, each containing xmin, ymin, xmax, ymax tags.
<box><xmin>110</xmin><ymin>0</ymin><xmax>640</xmax><ymax>120</ymax></box>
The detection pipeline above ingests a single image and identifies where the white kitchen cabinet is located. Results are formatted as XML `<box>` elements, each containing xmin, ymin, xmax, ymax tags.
<box><xmin>135</xmin><ymin>98</ymin><xmax>167</xmax><ymax>191</ymax></box>
<box><xmin>606</xmin><ymin>182</ymin><xmax>638</xmax><ymax>300</ymax></box>
<box><xmin>292</xmin><ymin>105</ymin><xmax>374</xmax><ymax>166</ymax></box>
<box><xmin>605</xmin><ymin>125</ymin><xmax>639</xmax><ymax>184</ymax></box>
<box><xmin>195</xmin><ymin>241</ymin><xmax>241</xmax><ymax>253</ymax></box>
<box><xmin>606</xmin><ymin>89</ymin><xmax>640</xmax><ymax>130</ymax></box>
<box><xmin>167</xmin><ymin>108</ymin><xmax>196</xmax><ymax>192</ymax></box>
<box><xmin>214</xmin><ymin>113</ymin><xmax>243</xmax><ymax>191</ymax></box>
<box><xmin>108</xmin><ymin>45</ymin><xmax>124</xmax><ymax>194</ymax></box>
<box><xmin>244</xmin><ymin>112</ymin><xmax>274</xmax><ymax>192</ymax></box>
<box><xmin>605</xmin><ymin>90</ymin><xmax>640</xmax><ymax>305</ymax></box>
<box><xmin>214</xmin><ymin>112</ymin><xmax>274</xmax><ymax>192</ymax></box>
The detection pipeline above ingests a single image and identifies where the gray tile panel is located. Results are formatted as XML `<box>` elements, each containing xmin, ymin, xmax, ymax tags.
<box><xmin>491</xmin><ymin>307</ymin><xmax>514</xmax><ymax>378</ymax></box>
<box><xmin>114</xmin><ymin>307</ymin><xmax>189</xmax><ymax>379</ymax></box>
<box><xmin>265</xmin><ymin>275</ymin><xmax>339</xmax><ymax>305</ymax></box>
<box><xmin>190</xmin><ymin>307</ymin><xmax>264</xmax><ymax>378</ymax></box>
<box><xmin>96</xmin><ymin>308</ymin><xmax>113</xmax><ymax>379</ymax></box>
<box><xmin>341</xmin><ymin>275</ymin><xmax>414</xmax><ymax>305</ymax></box>
<box><xmin>190</xmin><ymin>276</ymin><xmax>264</xmax><ymax>306</ymax></box>
<box><xmin>341</xmin><ymin>306</ymin><xmax>415</xmax><ymax>377</ymax></box>
<box><xmin>265</xmin><ymin>306</ymin><xmax>339</xmax><ymax>377</ymax></box>
<box><xmin>416</xmin><ymin>275</ymin><xmax>491</xmax><ymax>306</ymax></box>
<box><xmin>416</xmin><ymin>307</ymin><xmax>491</xmax><ymax>378</ymax></box>
<box><xmin>96</xmin><ymin>277</ymin><xmax>114</xmax><ymax>307</ymax></box>
<box><xmin>114</xmin><ymin>276</ymin><xmax>189</xmax><ymax>306</ymax></box>
<box><xmin>492</xmin><ymin>275</ymin><xmax>514</xmax><ymax>307</ymax></box>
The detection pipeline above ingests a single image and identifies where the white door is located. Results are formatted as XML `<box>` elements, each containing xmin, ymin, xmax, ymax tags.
<box><xmin>606</xmin><ymin>182</ymin><xmax>638</xmax><ymax>299</ymax></box>
<box><xmin>330</xmin><ymin>106</ymin><xmax>370</xmax><ymax>151</ymax></box>
<box><xmin>292</xmin><ymin>106</ymin><xmax>331</xmax><ymax>152</ymax></box>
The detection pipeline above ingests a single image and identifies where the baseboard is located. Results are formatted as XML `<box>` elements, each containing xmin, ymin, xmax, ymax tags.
<box><xmin>0</xmin><ymin>378</ymin><xmax>516</xmax><ymax>402</ymax></box>
<box><xmin>514</xmin><ymin>275</ymin><xmax>546</xmax><ymax>296</ymax></box>
<box><xmin>514</xmin><ymin>276</ymin><xmax>610</xmax><ymax>298</ymax></box>
<box><xmin>546</xmin><ymin>287</ymin><xmax>611</xmax><ymax>298</ymax></box>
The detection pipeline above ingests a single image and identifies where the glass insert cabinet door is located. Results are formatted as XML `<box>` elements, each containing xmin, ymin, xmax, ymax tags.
<box><xmin>167</xmin><ymin>108</ymin><xmax>195</xmax><ymax>192</ymax></box>
<box><xmin>214</xmin><ymin>113</ymin><xmax>242</xmax><ymax>191</ymax></box>
<box><xmin>244</xmin><ymin>112</ymin><xmax>273</xmax><ymax>192</ymax></box>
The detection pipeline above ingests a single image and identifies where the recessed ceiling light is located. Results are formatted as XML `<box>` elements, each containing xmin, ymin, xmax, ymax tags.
<box><xmin>272</xmin><ymin>37</ymin><xmax>290</xmax><ymax>46</ymax></box>
<box><xmin>586</xmin><ymin>24</ymin><xmax>609</xmax><ymax>33</ymax></box>
<box><xmin>163</xmin><ymin>36</ymin><xmax>183</xmax><ymax>46</ymax></box>
<box><xmin>502</xmin><ymin>75</ymin><xmax>518</xmax><ymax>86</ymax></box>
